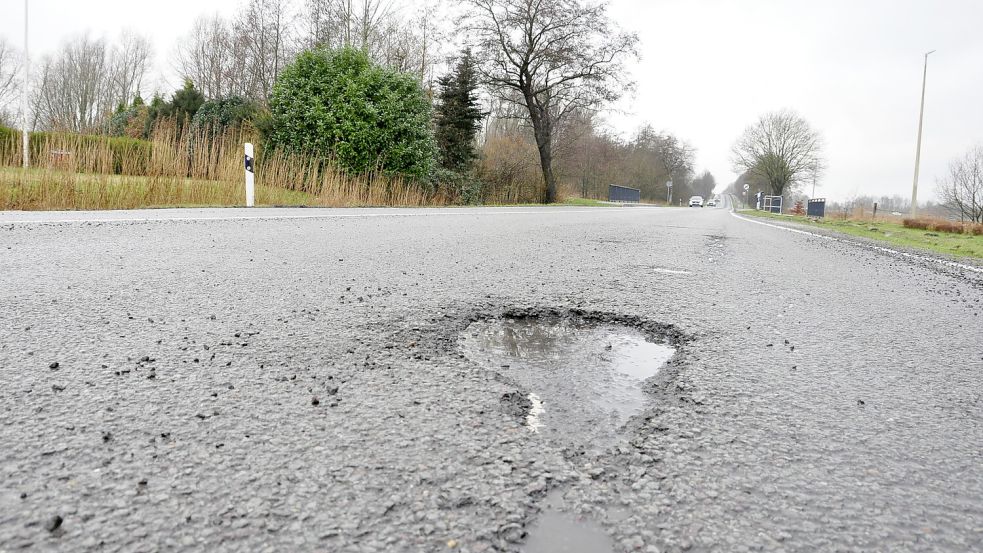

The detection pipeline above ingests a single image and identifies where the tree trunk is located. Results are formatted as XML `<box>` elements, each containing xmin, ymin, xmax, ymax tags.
<box><xmin>525</xmin><ymin>99</ymin><xmax>557</xmax><ymax>203</ymax></box>
<box><xmin>536</xmin><ymin>142</ymin><xmax>557</xmax><ymax>204</ymax></box>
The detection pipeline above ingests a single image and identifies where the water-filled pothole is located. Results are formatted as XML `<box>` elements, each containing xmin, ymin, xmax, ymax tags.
<box><xmin>522</xmin><ymin>490</ymin><xmax>614</xmax><ymax>553</ymax></box>
<box><xmin>461</xmin><ymin>315</ymin><xmax>675</xmax><ymax>448</ymax></box>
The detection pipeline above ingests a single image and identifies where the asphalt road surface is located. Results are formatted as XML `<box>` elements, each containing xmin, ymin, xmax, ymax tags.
<box><xmin>1</xmin><ymin>200</ymin><xmax>981</xmax><ymax>552</ymax></box>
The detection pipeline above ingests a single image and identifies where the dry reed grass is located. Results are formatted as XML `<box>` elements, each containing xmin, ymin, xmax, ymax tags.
<box><xmin>0</xmin><ymin>120</ymin><xmax>451</xmax><ymax>210</ymax></box>
<box><xmin>902</xmin><ymin>217</ymin><xmax>983</xmax><ymax>235</ymax></box>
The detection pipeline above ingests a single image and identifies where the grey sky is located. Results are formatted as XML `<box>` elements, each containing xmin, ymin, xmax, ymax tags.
<box><xmin>2</xmin><ymin>0</ymin><xmax>981</xmax><ymax>202</ymax></box>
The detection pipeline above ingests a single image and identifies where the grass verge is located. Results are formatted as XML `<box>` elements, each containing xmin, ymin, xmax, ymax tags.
<box><xmin>560</xmin><ymin>197</ymin><xmax>617</xmax><ymax>207</ymax></box>
<box><xmin>0</xmin><ymin>167</ymin><xmax>620</xmax><ymax>211</ymax></box>
<box><xmin>0</xmin><ymin>167</ymin><xmax>314</xmax><ymax>210</ymax></box>
<box><xmin>739</xmin><ymin>209</ymin><xmax>983</xmax><ymax>259</ymax></box>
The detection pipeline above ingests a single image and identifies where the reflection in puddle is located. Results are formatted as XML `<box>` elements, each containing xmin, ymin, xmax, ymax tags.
<box><xmin>461</xmin><ymin>317</ymin><xmax>675</xmax><ymax>447</ymax></box>
<box><xmin>526</xmin><ymin>393</ymin><xmax>546</xmax><ymax>432</ymax></box>
<box><xmin>522</xmin><ymin>490</ymin><xmax>614</xmax><ymax>553</ymax></box>
<box><xmin>652</xmin><ymin>267</ymin><xmax>691</xmax><ymax>275</ymax></box>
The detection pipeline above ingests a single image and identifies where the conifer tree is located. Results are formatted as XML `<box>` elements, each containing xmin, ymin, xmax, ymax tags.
<box><xmin>434</xmin><ymin>50</ymin><xmax>485</xmax><ymax>172</ymax></box>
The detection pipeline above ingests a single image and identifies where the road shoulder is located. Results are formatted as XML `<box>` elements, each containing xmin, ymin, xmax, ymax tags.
<box><xmin>731</xmin><ymin>209</ymin><xmax>983</xmax><ymax>281</ymax></box>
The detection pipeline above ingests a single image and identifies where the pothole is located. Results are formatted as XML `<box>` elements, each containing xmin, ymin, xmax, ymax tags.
<box><xmin>522</xmin><ymin>490</ymin><xmax>614</xmax><ymax>553</ymax></box>
<box><xmin>460</xmin><ymin>314</ymin><xmax>676</xmax><ymax>449</ymax></box>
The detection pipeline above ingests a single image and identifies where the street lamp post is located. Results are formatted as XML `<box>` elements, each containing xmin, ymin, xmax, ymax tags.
<box><xmin>21</xmin><ymin>0</ymin><xmax>29</xmax><ymax>168</ymax></box>
<box><xmin>811</xmin><ymin>162</ymin><xmax>818</xmax><ymax>199</ymax></box>
<box><xmin>910</xmin><ymin>49</ymin><xmax>935</xmax><ymax>217</ymax></box>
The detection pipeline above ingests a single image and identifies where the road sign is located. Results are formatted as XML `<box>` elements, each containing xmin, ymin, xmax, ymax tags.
<box><xmin>743</xmin><ymin>183</ymin><xmax>750</xmax><ymax>191</ymax></box>
<box><xmin>666</xmin><ymin>181</ymin><xmax>673</xmax><ymax>188</ymax></box>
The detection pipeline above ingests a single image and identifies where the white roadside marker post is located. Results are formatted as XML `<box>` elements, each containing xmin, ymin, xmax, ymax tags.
<box><xmin>244</xmin><ymin>143</ymin><xmax>255</xmax><ymax>207</ymax></box>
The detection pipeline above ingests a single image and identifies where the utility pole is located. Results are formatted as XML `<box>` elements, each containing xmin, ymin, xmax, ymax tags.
<box><xmin>812</xmin><ymin>163</ymin><xmax>817</xmax><ymax>198</ymax></box>
<box><xmin>21</xmin><ymin>0</ymin><xmax>29</xmax><ymax>168</ymax></box>
<box><xmin>910</xmin><ymin>50</ymin><xmax>935</xmax><ymax>217</ymax></box>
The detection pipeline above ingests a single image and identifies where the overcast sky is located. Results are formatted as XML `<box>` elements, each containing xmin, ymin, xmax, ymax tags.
<box><xmin>2</xmin><ymin>0</ymin><xmax>981</xmax><ymax>202</ymax></box>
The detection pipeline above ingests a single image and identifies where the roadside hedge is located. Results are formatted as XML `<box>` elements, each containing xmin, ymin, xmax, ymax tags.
<box><xmin>0</xmin><ymin>125</ymin><xmax>153</xmax><ymax>175</ymax></box>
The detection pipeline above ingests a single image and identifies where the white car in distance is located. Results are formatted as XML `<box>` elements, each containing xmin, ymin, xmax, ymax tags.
<box><xmin>689</xmin><ymin>196</ymin><xmax>704</xmax><ymax>207</ymax></box>
<box><xmin>706</xmin><ymin>198</ymin><xmax>717</xmax><ymax>207</ymax></box>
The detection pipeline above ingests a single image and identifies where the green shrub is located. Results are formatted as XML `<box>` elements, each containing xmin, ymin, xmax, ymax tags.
<box><xmin>110</xmin><ymin>105</ymin><xmax>151</xmax><ymax>138</ymax></box>
<box><xmin>192</xmin><ymin>97</ymin><xmax>257</xmax><ymax>134</ymax></box>
<box><xmin>268</xmin><ymin>47</ymin><xmax>436</xmax><ymax>179</ymax></box>
<box><xmin>432</xmin><ymin>167</ymin><xmax>483</xmax><ymax>205</ymax></box>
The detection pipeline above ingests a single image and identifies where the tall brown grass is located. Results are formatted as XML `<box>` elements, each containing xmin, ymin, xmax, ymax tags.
<box><xmin>902</xmin><ymin>217</ymin><xmax>983</xmax><ymax>235</ymax></box>
<box><xmin>0</xmin><ymin>120</ymin><xmax>451</xmax><ymax>210</ymax></box>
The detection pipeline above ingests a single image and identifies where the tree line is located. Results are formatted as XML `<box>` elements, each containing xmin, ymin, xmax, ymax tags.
<box><xmin>725</xmin><ymin>108</ymin><xmax>982</xmax><ymax>222</ymax></box>
<box><xmin>0</xmin><ymin>0</ymin><xmax>713</xmax><ymax>204</ymax></box>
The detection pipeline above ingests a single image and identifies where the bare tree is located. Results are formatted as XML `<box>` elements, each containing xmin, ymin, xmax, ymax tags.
<box><xmin>106</xmin><ymin>31</ymin><xmax>153</xmax><ymax>110</ymax></box>
<box><xmin>626</xmin><ymin>125</ymin><xmax>694</xmax><ymax>202</ymax></box>
<box><xmin>459</xmin><ymin>0</ymin><xmax>638</xmax><ymax>203</ymax></box>
<box><xmin>732</xmin><ymin>109</ymin><xmax>824</xmax><ymax>197</ymax></box>
<box><xmin>233</xmin><ymin>0</ymin><xmax>296</xmax><ymax>103</ymax></box>
<box><xmin>176</xmin><ymin>15</ymin><xmax>236</xmax><ymax>99</ymax></box>
<box><xmin>0</xmin><ymin>37</ymin><xmax>19</xmax><ymax>118</ymax></box>
<box><xmin>304</xmin><ymin>0</ymin><xmax>392</xmax><ymax>51</ymax></box>
<box><xmin>31</xmin><ymin>32</ymin><xmax>153</xmax><ymax>132</ymax></box>
<box><xmin>652</xmin><ymin>132</ymin><xmax>694</xmax><ymax>187</ymax></box>
<box><xmin>303</xmin><ymin>0</ymin><xmax>446</xmax><ymax>83</ymax></box>
<box><xmin>35</xmin><ymin>35</ymin><xmax>110</xmax><ymax>132</ymax></box>
<box><xmin>375</xmin><ymin>4</ymin><xmax>446</xmax><ymax>86</ymax></box>
<box><xmin>690</xmin><ymin>170</ymin><xmax>716</xmax><ymax>199</ymax></box>
<box><xmin>937</xmin><ymin>145</ymin><xmax>983</xmax><ymax>223</ymax></box>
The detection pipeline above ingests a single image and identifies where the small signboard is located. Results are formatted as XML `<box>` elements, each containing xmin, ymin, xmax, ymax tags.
<box><xmin>608</xmin><ymin>184</ymin><xmax>641</xmax><ymax>203</ymax></box>
<box><xmin>807</xmin><ymin>198</ymin><xmax>826</xmax><ymax>218</ymax></box>
<box><xmin>763</xmin><ymin>195</ymin><xmax>783</xmax><ymax>214</ymax></box>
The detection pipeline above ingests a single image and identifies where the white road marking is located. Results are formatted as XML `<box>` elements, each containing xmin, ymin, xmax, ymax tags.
<box><xmin>730</xmin><ymin>210</ymin><xmax>983</xmax><ymax>275</ymax></box>
<box><xmin>652</xmin><ymin>268</ymin><xmax>692</xmax><ymax>275</ymax></box>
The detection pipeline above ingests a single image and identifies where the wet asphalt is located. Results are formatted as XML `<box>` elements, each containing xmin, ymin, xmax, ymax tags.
<box><xmin>1</xmin><ymin>199</ymin><xmax>981</xmax><ymax>552</ymax></box>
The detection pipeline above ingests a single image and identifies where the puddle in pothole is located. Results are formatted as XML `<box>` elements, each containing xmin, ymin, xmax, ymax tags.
<box><xmin>460</xmin><ymin>316</ymin><xmax>675</xmax><ymax>448</ymax></box>
<box><xmin>522</xmin><ymin>490</ymin><xmax>614</xmax><ymax>553</ymax></box>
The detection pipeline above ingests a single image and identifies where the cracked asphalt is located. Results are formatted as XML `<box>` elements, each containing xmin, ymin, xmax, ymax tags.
<box><xmin>1</xmin><ymin>200</ymin><xmax>981</xmax><ymax>552</ymax></box>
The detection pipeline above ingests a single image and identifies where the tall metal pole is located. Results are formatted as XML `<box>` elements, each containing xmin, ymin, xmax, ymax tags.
<box><xmin>910</xmin><ymin>50</ymin><xmax>934</xmax><ymax>217</ymax></box>
<box><xmin>21</xmin><ymin>0</ymin><xmax>29</xmax><ymax>168</ymax></box>
<box><xmin>811</xmin><ymin>163</ymin><xmax>817</xmax><ymax>198</ymax></box>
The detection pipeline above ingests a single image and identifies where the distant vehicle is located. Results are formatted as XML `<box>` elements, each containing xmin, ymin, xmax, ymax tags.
<box><xmin>689</xmin><ymin>196</ymin><xmax>704</xmax><ymax>207</ymax></box>
<box><xmin>706</xmin><ymin>199</ymin><xmax>717</xmax><ymax>207</ymax></box>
